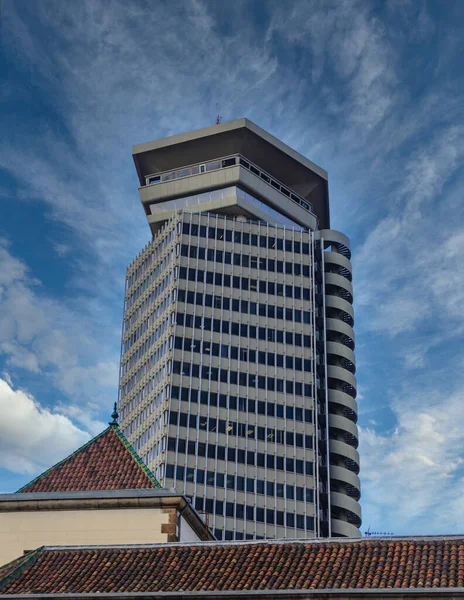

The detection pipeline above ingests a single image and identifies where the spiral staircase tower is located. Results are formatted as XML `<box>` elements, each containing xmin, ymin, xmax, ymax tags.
<box><xmin>315</xmin><ymin>230</ymin><xmax>361</xmax><ymax>538</ymax></box>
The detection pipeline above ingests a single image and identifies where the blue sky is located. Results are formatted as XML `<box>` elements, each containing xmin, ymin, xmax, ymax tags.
<box><xmin>1</xmin><ymin>0</ymin><xmax>464</xmax><ymax>535</ymax></box>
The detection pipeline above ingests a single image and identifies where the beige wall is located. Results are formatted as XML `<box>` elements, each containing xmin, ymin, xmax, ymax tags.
<box><xmin>0</xmin><ymin>507</ymin><xmax>172</xmax><ymax>566</ymax></box>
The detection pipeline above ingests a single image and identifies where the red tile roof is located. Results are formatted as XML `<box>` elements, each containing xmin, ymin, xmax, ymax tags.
<box><xmin>17</xmin><ymin>424</ymin><xmax>161</xmax><ymax>493</ymax></box>
<box><xmin>1</xmin><ymin>538</ymin><xmax>464</xmax><ymax>595</ymax></box>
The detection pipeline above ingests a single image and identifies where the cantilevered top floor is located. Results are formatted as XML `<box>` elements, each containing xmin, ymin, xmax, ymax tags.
<box><xmin>133</xmin><ymin>118</ymin><xmax>330</xmax><ymax>231</ymax></box>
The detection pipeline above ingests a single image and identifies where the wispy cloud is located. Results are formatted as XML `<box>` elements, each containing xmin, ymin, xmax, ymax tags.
<box><xmin>360</xmin><ymin>374</ymin><xmax>464</xmax><ymax>534</ymax></box>
<box><xmin>1</xmin><ymin>0</ymin><xmax>464</xmax><ymax>534</ymax></box>
<box><xmin>0</xmin><ymin>239</ymin><xmax>119</xmax><ymax>424</ymax></box>
<box><xmin>354</xmin><ymin>125</ymin><xmax>464</xmax><ymax>337</ymax></box>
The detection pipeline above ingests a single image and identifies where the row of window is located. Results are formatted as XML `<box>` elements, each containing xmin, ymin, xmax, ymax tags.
<box><xmin>180</xmin><ymin>244</ymin><xmax>311</xmax><ymax>277</ymax></box>
<box><xmin>122</xmin><ymin>340</ymin><xmax>170</xmax><ymax>395</ymax></box>
<box><xmin>125</xmin><ymin>411</ymin><xmax>166</xmax><ymax>451</ymax></box>
<box><xmin>177</xmin><ymin>281</ymin><xmax>312</xmax><ymax>324</ymax></box>
<box><xmin>168</xmin><ymin>412</ymin><xmax>313</xmax><ymax>449</ymax></box>
<box><xmin>179</xmin><ymin>267</ymin><xmax>312</xmax><ymax>297</ymax></box>
<box><xmin>176</xmin><ymin>312</ymin><xmax>312</xmax><ymax>348</ymax></box>
<box><xmin>178</xmin><ymin>286</ymin><xmax>311</xmax><ymax>312</ymax></box>
<box><xmin>167</xmin><ymin>448</ymin><xmax>314</xmax><ymax>503</ymax></box>
<box><xmin>149</xmin><ymin>155</ymin><xmax>312</xmax><ymax>213</ymax></box>
<box><xmin>124</xmin><ymin>268</ymin><xmax>175</xmax><ymax>326</ymax></box>
<box><xmin>147</xmin><ymin>157</ymin><xmax>227</xmax><ymax>185</ymax></box>
<box><xmin>176</xmin><ymin>485</ymin><xmax>316</xmax><ymax>530</ymax></box>
<box><xmin>174</xmin><ymin>336</ymin><xmax>312</xmax><ymax>372</ymax></box>
<box><xmin>119</xmin><ymin>359</ymin><xmax>168</xmax><ymax>403</ymax></box>
<box><xmin>121</xmin><ymin>312</ymin><xmax>174</xmax><ymax>375</ymax></box>
<box><xmin>126</xmin><ymin>262</ymin><xmax>175</xmax><ymax>311</ymax></box>
<box><xmin>124</xmin><ymin>284</ymin><xmax>171</xmax><ymax>333</ymax></box>
<box><xmin>171</xmin><ymin>386</ymin><xmax>313</xmax><ymax>422</ymax></box>
<box><xmin>119</xmin><ymin>386</ymin><xmax>170</xmax><ymax>428</ymax></box>
<box><xmin>126</xmin><ymin>223</ymin><xmax>178</xmax><ymax>289</ymax></box>
<box><xmin>127</xmin><ymin>248</ymin><xmax>176</xmax><ymax>302</ymax></box>
<box><xmin>166</xmin><ymin>437</ymin><xmax>314</xmax><ymax>474</ymax></box>
<box><xmin>172</xmin><ymin>361</ymin><xmax>310</xmax><ymax>396</ymax></box>
<box><xmin>214</xmin><ymin>530</ymin><xmax>264</xmax><ymax>541</ymax></box>
<box><xmin>182</xmin><ymin>222</ymin><xmax>311</xmax><ymax>254</ymax></box>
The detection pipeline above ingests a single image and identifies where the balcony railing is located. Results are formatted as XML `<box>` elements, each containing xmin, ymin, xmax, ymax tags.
<box><xmin>144</xmin><ymin>154</ymin><xmax>314</xmax><ymax>216</ymax></box>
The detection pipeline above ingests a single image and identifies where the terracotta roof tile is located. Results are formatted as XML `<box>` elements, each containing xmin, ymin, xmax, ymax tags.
<box><xmin>1</xmin><ymin>538</ymin><xmax>464</xmax><ymax>595</ymax></box>
<box><xmin>17</xmin><ymin>425</ymin><xmax>161</xmax><ymax>493</ymax></box>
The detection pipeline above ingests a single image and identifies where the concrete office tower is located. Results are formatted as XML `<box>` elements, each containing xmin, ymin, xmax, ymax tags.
<box><xmin>119</xmin><ymin>119</ymin><xmax>361</xmax><ymax>540</ymax></box>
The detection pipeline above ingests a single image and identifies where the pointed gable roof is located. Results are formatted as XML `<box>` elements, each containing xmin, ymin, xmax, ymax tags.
<box><xmin>17</xmin><ymin>424</ymin><xmax>161</xmax><ymax>493</ymax></box>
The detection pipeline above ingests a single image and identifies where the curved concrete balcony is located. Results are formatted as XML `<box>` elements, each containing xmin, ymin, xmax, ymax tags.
<box><xmin>329</xmin><ymin>439</ymin><xmax>360</xmax><ymax>466</ymax></box>
<box><xmin>328</xmin><ymin>414</ymin><xmax>359</xmax><ymax>440</ymax></box>
<box><xmin>330</xmin><ymin>491</ymin><xmax>362</xmax><ymax>520</ymax></box>
<box><xmin>328</xmin><ymin>389</ymin><xmax>358</xmax><ymax>415</ymax></box>
<box><xmin>317</xmin><ymin>229</ymin><xmax>352</xmax><ymax>260</ymax></box>
<box><xmin>324</xmin><ymin>251</ymin><xmax>353</xmax><ymax>280</ymax></box>
<box><xmin>331</xmin><ymin>518</ymin><xmax>361</xmax><ymax>538</ymax></box>
<box><xmin>325</xmin><ymin>295</ymin><xmax>354</xmax><ymax>321</ymax></box>
<box><xmin>326</xmin><ymin>341</ymin><xmax>356</xmax><ymax>370</ymax></box>
<box><xmin>327</xmin><ymin>365</ymin><xmax>357</xmax><ymax>395</ymax></box>
<box><xmin>325</xmin><ymin>273</ymin><xmax>353</xmax><ymax>301</ymax></box>
<box><xmin>330</xmin><ymin>465</ymin><xmax>361</xmax><ymax>491</ymax></box>
<box><xmin>325</xmin><ymin>318</ymin><xmax>355</xmax><ymax>347</ymax></box>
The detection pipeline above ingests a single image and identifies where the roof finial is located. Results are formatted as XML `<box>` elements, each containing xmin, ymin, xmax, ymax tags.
<box><xmin>109</xmin><ymin>402</ymin><xmax>119</xmax><ymax>426</ymax></box>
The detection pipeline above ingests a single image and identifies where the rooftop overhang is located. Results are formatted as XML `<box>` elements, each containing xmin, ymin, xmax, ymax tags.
<box><xmin>132</xmin><ymin>118</ymin><xmax>330</xmax><ymax>229</ymax></box>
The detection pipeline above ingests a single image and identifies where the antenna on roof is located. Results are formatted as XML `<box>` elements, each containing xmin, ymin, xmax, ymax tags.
<box><xmin>109</xmin><ymin>402</ymin><xmax>119</xmax><ymax>426</ymax></box>
<box><xmin>215</xmin><ymin>103</ymin><xmax>222</xmax><ymax>125</ymax></box>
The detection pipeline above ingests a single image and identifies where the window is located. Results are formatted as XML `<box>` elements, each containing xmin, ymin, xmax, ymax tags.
<box><xmin>222</xmin><ymin>158</ymin><xmax>235</xmax><ymax>168</ymax></box>
<box><xmin>198</xmin><ymin>443</ymin><xmax>206</xmax><ymax>457</ymax></box>
<box><xmin>286</xmin><ymin>513</ymin><xmax>295</xmax><ymax>527</ymax></box>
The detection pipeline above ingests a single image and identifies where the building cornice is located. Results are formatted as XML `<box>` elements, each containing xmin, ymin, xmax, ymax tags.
<box><xmin>0</xmin><ymin>490</ymin><xmax>213</xmax><ymax>541</ymax></box>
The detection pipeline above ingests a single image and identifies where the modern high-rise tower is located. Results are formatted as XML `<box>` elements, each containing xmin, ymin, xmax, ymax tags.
<box><xmin>119</xmin><ymin>119</ymin><xmax>361</xmax><ymax>540</ymax></box>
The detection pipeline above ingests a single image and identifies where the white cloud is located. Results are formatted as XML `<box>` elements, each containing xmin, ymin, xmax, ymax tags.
<box><xmin>0</xmin><ymin>239</ymin><xmax>119</xmax><ymax>426</ymax></box>
<box><xmin>359</xmin><ymin>383</ymin><xmax>464</xmax><ymax>534</ymax></box>
<box><xmin>0</xmin><ymin>376</ymin><xmax>89</xmax><ymax>475</ymax></box>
